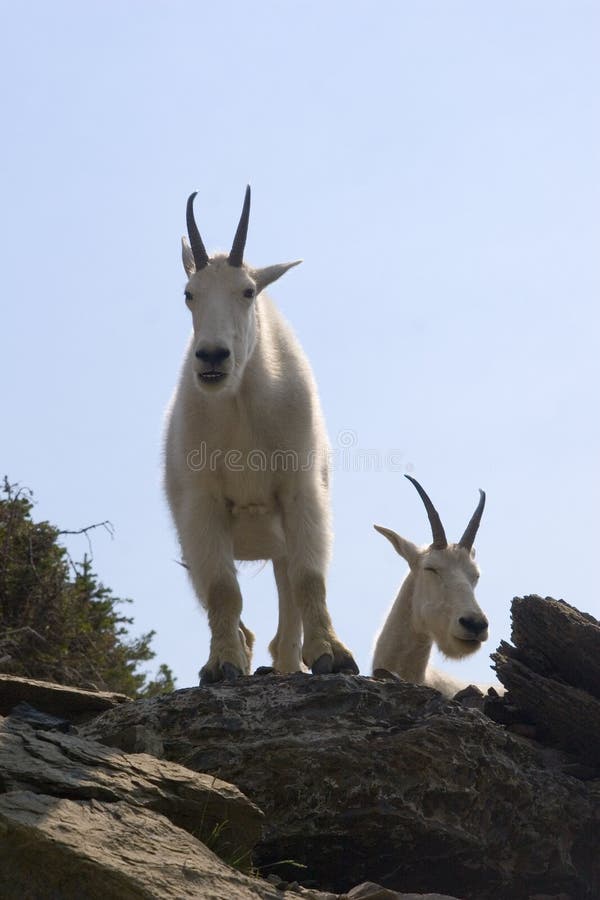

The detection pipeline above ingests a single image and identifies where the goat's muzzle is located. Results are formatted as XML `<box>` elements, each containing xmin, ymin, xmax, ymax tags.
<box><xmin>194</xmin><ymin>345</ymin><xmax>231</xmax><ymax>388</ymax></box>
<box><xmin>457</xmin><ymin>615</ymin><xmax>489</xmax><ymax>643</ymax></box>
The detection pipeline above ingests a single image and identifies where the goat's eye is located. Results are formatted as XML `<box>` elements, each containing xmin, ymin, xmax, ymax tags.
<box><xmin>243</xmin><ymin>288</ymin><xmax>255</xmax><ymax>299</ymax></box>
<box><xmin>184</xmin><ymin>291</ymin><xmax>193</xmax><ymax>303</ymax></box>
<box><xmin>424</xmin><ymin>567</ymin><xmax>439</xmax><ymax>575</ymax></box>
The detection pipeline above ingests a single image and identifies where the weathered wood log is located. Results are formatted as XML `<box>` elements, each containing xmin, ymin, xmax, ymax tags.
<box><xmin>492</xmin><ymin>596</ymin><xmax>600</xmax><ymax>765</ymax></box>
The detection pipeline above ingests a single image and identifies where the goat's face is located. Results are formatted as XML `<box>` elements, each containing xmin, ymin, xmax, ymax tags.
<box><xmin>184</xmin><ymin>256</ymin><xmax>258</xmax><ymax>395</ymax></box>
<box><xmin>181</xmin><ymin>188</ymin><xmax>301</xmax><ymax>396</ymax></box>
<box><xmin>374</xmin><ymin>476</ymin><xmax>488</xmax><ymax>660</ymax></box>
<box><xmin>412</xmin><ymin>545</ymin><xmax>488</xmax><ymax>658</ymax></box>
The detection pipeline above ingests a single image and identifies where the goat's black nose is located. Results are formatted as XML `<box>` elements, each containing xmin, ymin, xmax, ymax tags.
<box><xmin>195</xmin><ymin>346</ymin><xmax>231</xmax><ymax>365</ymax></box>
<box><xmin>459</xmin><ymin>616</ymin><xmax>488</xmax><ymax>636</ymax></box>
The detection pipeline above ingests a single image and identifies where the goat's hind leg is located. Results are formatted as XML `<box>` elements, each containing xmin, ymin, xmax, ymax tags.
<box><xmin>294</xmin><ymin>570</ymin><xmax>358</xmax><ymax>675</ymax></box>
<box><xmin>268</xmin><ymin>557</ymin><xmax>304</xmax><ymax>673</ymax></box>
<box><xmin>281</xmin><ymin>484</ymin><xmax>358</xmax><ymax>676</ymax></box>
<box><xmin>239</xmin><ymin>620</ymin><xmax>255</xmax><ymax>672</ymax></box>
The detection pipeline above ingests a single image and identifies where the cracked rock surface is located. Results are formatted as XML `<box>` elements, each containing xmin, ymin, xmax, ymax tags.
<box><xmin>0</xmin><ymin>714</ymin><xmax>263</xmax><ymax>860</ymax></box>
<box><xmin>0</xmin><ymin>790</ymin><xmax>277</xmax><ymax>900</ymax></box>
<box><xmin>3</xmin><ymin>594</ymin><xmax>600</xmax><ymax>899</ymax></box>
<box><xmin>83</xmin><ymin>670</ymin><xmax>600</xmax><ymax>899</ymax></box>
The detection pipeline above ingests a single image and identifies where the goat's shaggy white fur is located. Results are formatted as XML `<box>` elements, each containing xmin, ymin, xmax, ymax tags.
<box><xmin>164</xmin><ymin>187</ymin><xmax>357</xmax><ymax>684</ymax></box>
<box><xmin>372</xmin><ymin>476</ymin><xmax>501</xmax><ymax>698</ymax></box>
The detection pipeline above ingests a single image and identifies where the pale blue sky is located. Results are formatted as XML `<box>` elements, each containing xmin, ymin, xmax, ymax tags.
<box><xmin>1</xmin><ymin>1</ymin><xmax>598</xmax><ymax>688</ymax></box>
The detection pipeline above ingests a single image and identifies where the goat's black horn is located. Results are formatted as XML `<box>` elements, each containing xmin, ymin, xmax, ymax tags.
<box><xmin>405</xmin><ymin>475</ymin><xmax>448</xmax><ymax>550</ymax></box>
<box><xmin>228</xmin><ymin>185</ymin><xmax>251</xmax><ymax>267</ymax></box>
<box><xmin>186</xmin><ymin>192</ymin><xmax>209</xmax><ymax>271</ymax></box>
<box><xmin>459</xmin><ymin>489</ymin><xmax>486</xmax><ymax>551</ymax></box>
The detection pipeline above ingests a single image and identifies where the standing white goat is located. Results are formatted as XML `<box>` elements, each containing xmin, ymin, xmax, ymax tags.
<box><xmin>164</xmin><ymin>186</ymin><xmax>358</xmax><ymax>684</ymax></box>
<box><xmin>372</xmin><ymin>475</ymin><xmax>496</xmax><ymax>697</ymax></box>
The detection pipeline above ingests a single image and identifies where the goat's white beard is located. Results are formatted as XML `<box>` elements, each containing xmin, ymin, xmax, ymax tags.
<box><xmin>436</xmin><ymin>631</ymin><xmax>483</xmax><ymax>660</ymax></box>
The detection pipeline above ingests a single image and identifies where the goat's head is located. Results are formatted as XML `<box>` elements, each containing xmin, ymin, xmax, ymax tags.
<box><xmin>181</xmin><ymin>186</ymin><xmax>301</xmax><ymax>394</ymax></box>
<box><xmin>374</xmin><ymin>476</ymin><xmax>488</xmax><ymax>659</ymax></box>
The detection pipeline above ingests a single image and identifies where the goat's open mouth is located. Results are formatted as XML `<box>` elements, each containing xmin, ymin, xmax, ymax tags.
<box><xmin>197</xmin><ymin>371</ymin><xmax>227</xmax><ymax>385</ymax></box>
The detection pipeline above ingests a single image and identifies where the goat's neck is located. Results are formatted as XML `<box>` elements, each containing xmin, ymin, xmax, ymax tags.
<box><xmin>376</xmin><ymin>571</ymin><xmax>432</xmax><ymax>684</ymax></box>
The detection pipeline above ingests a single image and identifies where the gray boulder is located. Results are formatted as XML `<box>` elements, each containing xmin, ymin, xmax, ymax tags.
<box><xmin>0</xmin><ymin>790</ymin><xmax>279</xmax><ymax>900</ymax></box>
<box><xmin>82</xmin><ymin>672</ymin><xmax>600</xmax><ymax>899</ymax></box>
<box><xmin>0</xmin><ymin>713</ymin><xmax>263</xmax><ymax>862</ymax></box>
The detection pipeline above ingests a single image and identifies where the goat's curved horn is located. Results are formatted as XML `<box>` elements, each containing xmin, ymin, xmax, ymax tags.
<box><xmin>186</xmin><ymin>192</ymin><xmax>209</xmax><ymax>271</ymax></box>
<box><xmin>405</xmin><ymin>475</ymin><xmax>448</xmax><ymax>550</ymax></box>
<box><xmin>228</xmin><ymin>185</ymin><xmax>251</xmax><ymax>267</ymax></box>
<box><xmin>459</xmin><ymin>489</ymin><xmax>486</xmax><ymax>551</ymax></box>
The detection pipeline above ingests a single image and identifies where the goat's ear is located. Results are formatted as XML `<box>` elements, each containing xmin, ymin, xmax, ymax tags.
<box><xmin>254</xmin><ymin>260</ymin><xmax>302</xmax><ymax>294</ymax></box>
<box><xmin>470</xmin><ymin>547</ymin><xmax>476</xmax><ymax>559</ymax></box>
<box><xmin>181</xmin><ymin>237</ymin><xmax>196</xmax><ymax>277</ymax></box>
<box><xmin>374</xmin><ymin>525</ymin><xmax>420</xmax><ymax>567</ymax></box>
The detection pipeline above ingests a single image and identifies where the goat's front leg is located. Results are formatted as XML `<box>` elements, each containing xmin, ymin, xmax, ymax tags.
<box><xmin>177</xmin><ymin>494</ymin><xmax>253</xmax><ymax>684</ymax></box>
<box><xmin>280</xmin><ymin>483</ymin><xmax>358</xmax><ymax>675</ymax></box>
<box><xmin>200</xmin><ymin>576</ymin><xmax>254</xmax><ymax>683</ymax></box>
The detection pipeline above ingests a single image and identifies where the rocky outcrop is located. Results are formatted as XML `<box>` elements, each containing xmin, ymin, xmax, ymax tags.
<box><xmin>0</xmin><ymin>777</ymin><xmax>460</xmax><ymax>900</ymax></box>
<box><xmin>0</xmin><ymin>790</ymin><xmax>280</xmax><ymax>900</ymax></box>
<box><xmin>2</xmin><ymin>595</ymin><xmax>599</xmax><ymax>899</ymax></box>
<box><xmin>82</xmin><ymin>671</ymin><xmax>600</xmax><ymax>899</ymax></box>
<box><xmin>491</xmin><ymin>595</ymin><xmax>600</xmax><ymax>766</ymax></box>
<box><xmin>0</xmin><ymin>673</ymin><xmax>129</xmax><ymax>724</ymax></box>
<box><xmin>0</xmin><ymin>714</ymin><xmax>263</xmax><ymax>861</ymax></box>
<box><xmin>0</xmin><ymin>697</ymin><xmax>460</xmax><ymax>900</ymax></box>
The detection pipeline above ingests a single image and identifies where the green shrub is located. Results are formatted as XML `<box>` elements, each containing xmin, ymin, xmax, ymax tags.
<box><xmin>0</xmin><ymin>478</ymin><xmax>175</xmax><ymax>698</ymax></box>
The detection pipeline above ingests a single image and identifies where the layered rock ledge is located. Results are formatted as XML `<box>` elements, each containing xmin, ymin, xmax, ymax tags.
<box><xmin>83</xmin><ymin>670</ymin><xmax>599</xmax><ymax>899</ymax></box>
<box><xmin>2</xmin><ymin>594</ymin><xmax>599</xmax><ymax>899</ymax></box>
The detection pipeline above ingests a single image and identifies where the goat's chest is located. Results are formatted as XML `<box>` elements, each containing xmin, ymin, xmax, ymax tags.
<box><xmin>199</xmin><ymin>414</ymin><xmax>282</xmax><ymax>507</ymax></box>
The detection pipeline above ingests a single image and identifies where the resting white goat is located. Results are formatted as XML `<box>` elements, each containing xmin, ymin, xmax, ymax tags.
<box><xmin>372</xmin><ymin>475</ymin><xmax>498</xmax><ymax>697</ymax></box>
<box><xmin>164</xmin><ymin>186</ymin><xmax>358</xmax><ymax>684</ymax></box>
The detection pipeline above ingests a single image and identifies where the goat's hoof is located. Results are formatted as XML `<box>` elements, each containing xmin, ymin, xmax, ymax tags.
<box><xmin>311</xmin><ymin>653</ymin><xmax>333</xmax><ymax>675</ymax></box>
<box><xmin>221</xmin><ymin>662</ymin><xmax>243</xmax><ymax>682</ymax></box>
<box><xmin>199</xmin><ymin>666</ymin><xmax>219</xmax><ymax>686</ymax></box>
<box><xmin>199</xmin><ymin>662</ymin><xmax>243</xmax><ymax>685</ymax></box>
<box><xmin>334</xmin><ymin>653</ymin><xmax>359</xmax><ymax>675</ymax></box>
<box><xmin>253</xmin><ymin>666</ymin><xmax>276</xmax><ymax>676</ymax></box>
